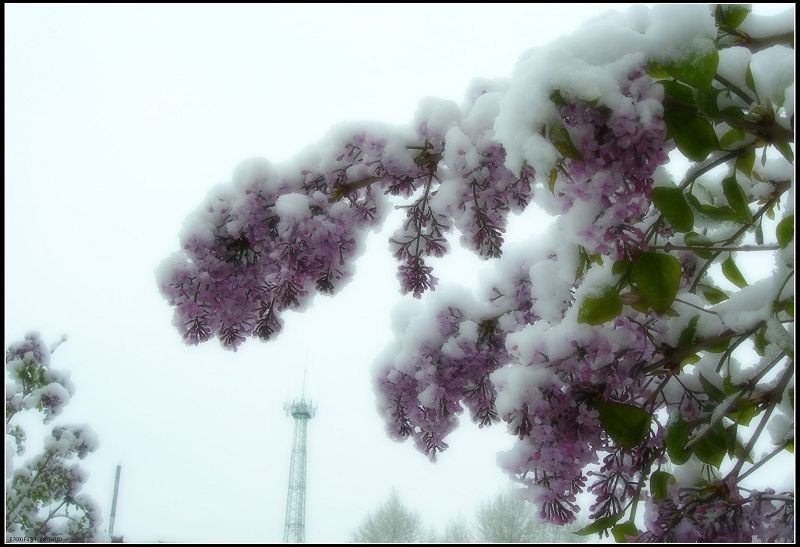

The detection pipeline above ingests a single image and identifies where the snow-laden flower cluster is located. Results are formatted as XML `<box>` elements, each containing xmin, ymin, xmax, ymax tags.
<box><xmin>5</xmin><ymin>333</ymin><xmax>102</xmax><ymax>542</ymax></box>
<box><xmin>159</xmin><ymin>3</ymin><xmax>794</xmax><ymax>541</ymax></box>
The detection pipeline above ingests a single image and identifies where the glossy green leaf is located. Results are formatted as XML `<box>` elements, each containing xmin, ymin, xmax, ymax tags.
<box><xmin>706</xmin><ymin>336</ymin><xmax>731</xmax><ymax>353</ymax></box>
<box><xmin>724</xmin><ymin>422</ymin><xmax>738</xmax><ymax>457</ymax></box>
<box><xmin>722</xmin><ymin>256</ymin><xmax>748</xmax><ymax>288</ymax></box>
<box><xmin>719</xmin><ymin>127</ymin><xmax>746</xmax><ymax>149</ymax></box>
<box><xmin>686</xmin><ymin>193</ymin><xmax>738</xmax><ymax>222</ymax></box>
<box><xmin>594</xmin><ymin>401</ymin><xmax>651</xmax><ymax>449</ymax></box>
<box><xmin>693</xmin><ymin>88</ymin><xmax>719</xmax><ymax>117</ymax></box>
<box><xmin>700</xmin><ymin>284</ymin><xmax>729</xmax><ymax>304</ymax></box>
<box><xmin>715</xmin><ymin>4</ymin><xmax>751</xmax><ymax>30</ymax></box>
<box><xmin>666</xmin><ymin>419</ymin><xmax>691</xmax><ymax>465</ymax></box>
<box><xmin>774</xmin><ymin>141</ymin><xmax>794</xmax><ymax>163</ymax></box>
<box><xmin>661</xmin><ymin>80</ymin><xmax>696</xmax><ymax>105</ymax></box>
<box><xmin>735</xmin><ymin>148</ymin><xmax>756</xmax><ymax>177</ymax></box>
<box><xmin>662</xmin><ymin>48</ymin><xmax>719</xmax><ymax>90</ymax></box>
<box><xmin>754</xmin><ymin>326</ymin><xmax>767</xmax><ymax>356</ymax></box>
<box><xmin>685</xmin><ymin>231</ymin><xmax>714</xmax><ymax>259</ymax></box>
<box><xmin>678</xmin><ymin>316</ymin><xmax>700</xmax><ymax>347</ymax></box>
<box><xmin>682</xmin><ymin>353</ymin><xmax>701</xmax><ymax>366</ymax></box>
<box><xmin>722</xmin><ymin>176</ymin><xmax>752</xmax><ymax>223</ymax></box>
<box><xmin>727</xmin><ymin>398</ymin><xmax>760</xmax><ymax>426</ymax></box>
<box><xmin>745</xmin><ymin>64</ymin><xmax>756</xmax><ymax>94</ymax></box>
<box><xmin>578</xmin><ymin>287</ymin><xmax>622</xmax><ymax>325</ymax></box>
<box><xmin>612</xmin><ymin>522</ymin><xmax>640</xmax><ymax>543</ymax></box>
<box><xmin>574</xmin><ymin>513</ymin><xmax>622</xmax><ymax>536</ymax></box>
<box><xmin>630</xmin><ymin>252</ymin><xmax>682</xmax><ymax>313</ymax></box>
<box><xmin>664</xmin><ymin>108</ymin><xmax>719</xmax><ymax>162</ymax></box>
<box><xmin>693</xmin><ymin>421</ymin><xmax>727</xmax><ymax>469</ymax></box>
<box><xmin>699</xmin><ymin>374</ymin><xmax>725</xmax><ymax>402</ymax></box>
<box><xmin>650</xmin><ymin>470</ymin><xmax>676</xmax><ymax>502</ymax></box>
<box><xmin>549</xmin><ymin>123</ymin><xmax>583</xmax><ymax>161</ymax></box>
<box><xmin>776</xmin><ymin>215</ymin><xmax>793</xmax><ymax>248</ymax></box>
<box><xmin>652</xmin><ymin>187</ymin><xmax>694</xmax><ymax>232</ymax></box>
<box><xmin>612</xmin><ymin>260</ymin><xmax>631</xmax><ymax>276</ymax></box>
<box><xmin>549</xmin><ymin>167</ymin><xmax>558</xmax><ymax>193</ymax></box>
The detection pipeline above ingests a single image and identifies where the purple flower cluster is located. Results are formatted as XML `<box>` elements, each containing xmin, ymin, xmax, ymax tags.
<box><xmin>553</xmin><ymin>70</ymin><xmax>671</xmax><ymax>260</ymax></box>
<box><xmin>436</xmin><ymin>94</ymin><xmax>534</xmax><ymax>259</ymax></box>
<box><xmin>495</xmin><ymin>317</ymin><xmax>659</xmax><ymax>524</ymax></box>
<box><xmin>374</xmin><ymin>296</ymin><xmax>508</xmax><ymax>460</ymax></box>
<box><xmin>160</xmin><ymin>101</ymin><xmax>536</xmax><ymax>347</ymax></box>
<box><xmin>637</xmin><ymin>482</ymin><xmax>794</xmax><ymax>542</ymax></box>
<box><xmin>158</xmin><ymin>129</ymin><xmax>435</xmax><ymax>349</ymax></box>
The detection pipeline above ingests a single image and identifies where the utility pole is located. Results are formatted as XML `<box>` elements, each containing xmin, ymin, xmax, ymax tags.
<box><xmin>108</xmin><ymin>464</ymin><xmax>122</xmax><ymax>539</ymax></box>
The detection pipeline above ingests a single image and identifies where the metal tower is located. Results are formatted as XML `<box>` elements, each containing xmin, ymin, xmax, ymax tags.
<box><xmin>282</xmin><ymin>395</ymin><xmax>315</xmax><ymax>543</ymax></box>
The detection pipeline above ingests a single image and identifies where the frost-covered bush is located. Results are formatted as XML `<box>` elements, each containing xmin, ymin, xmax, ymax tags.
<box><xmin>5</xmin><ymin>333</ymin><xmax>102</xmax><ymax>542</ymax></box>
<box><xmin>158</xmin><ymin>5</ymin><xmax>794</xmax><ymax>541</ymax></box>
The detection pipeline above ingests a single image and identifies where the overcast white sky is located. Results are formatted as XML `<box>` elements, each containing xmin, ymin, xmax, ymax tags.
<box><xmin>5</xmin><ymin>3</ymin><xmax>792</xmax><ymax>543</ymax></box>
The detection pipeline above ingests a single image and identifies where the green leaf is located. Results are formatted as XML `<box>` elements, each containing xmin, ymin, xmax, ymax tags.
<box><xmin>766</xmin><ymin>202</ymin><xmax>775</xmax><ymax>220</ymax></box>
<box><xmin>754</xmin><ymin>326</ymin><xmax>767</xmax><ymax>356</ymax></box>
<box><xmin>735</xmin><ymin>148</ymin><xmax>756</xmax><ymax>177</ymax></box>
<box><xmin>722</xmin><ymin>255</ymin><xmax>748</xmax><ymax>288</ymax></box>
<box><xmin>630</xmin><ymin>252</ymin><xmax>682</xmax><ymax>314</ymax></box>
<box><xmin>662</xmin><ymin>49</ymin><xmax>719</xmax><ymax>91</ymax></box>
<box><xmin>693</xmin><ymin>88</ymin><xmax>719</xmax><ymax>117</ymax></box>
<box><xmin>612</xmin><ymin>260</ymin><xmax>631</xmax><ymax>276</ymax></box>
<box><xmin>785</xmin><ymin>441</ymin><xmax>794</xmax><ymax>453</ymax></box>
<box><xmin>706</xmin><ymin>336</ymin><xmax>731</xmax><ymax>353</ymax></box>
<box><xmin>685</xmin><ymin>231</ymin><xmax>714</xmax><ymax>259</ymax></box>
<box><xmin>755</xmin><ymin>219</ymin><xmax>764</xmax><ymax>245</ymax></box>
<box><xmin>664</xmin><ymin>107</ymin><xmax>719</xmax><ymax>162</ymax></box>
<box><xmin>693</xmin><ymin>421</ymin><xmax>727</xmax><ymax>468</ymax></box>
<box><xmin>784</xmin><ymin>296</ymin><xmax>794</xmax><ymax>318</ymax></box>
<box><xmin>774</xmin><ymin>141</ymin><xmax>794</xmax><ymax>163</ymax></box>
<box><xmin>722</xmin><ymin>176</ymin><xmax>753</xmax><ymax>223</ymax></box>
<box><xmin>719</xmin><ymin>127</ymin><xmax>747</xmax><ymax>149</ymax></box>
<box><xmin>549</xmin><ymin>123</ymin><xmax>583</xmax><ymax>161</ymax></box>
<box><xmin>594</xmin><ymin>400</ymin><xmax>651</xmax><ymax>449</ymax></box>
<box><xmin>734</xmin><ymin>436</ymin><xmax>754</xmax><ymax>463</ymax></box>
<box><xmin>661</xmin><ymin>80</ymin><xmax>696</xmax><ymax>105</ymax></box>
<box><xmin>578</xmin><ymin>287</ymin><xmax>623</xmax><ymax>325</ymax></box>
<box><xmin>699</xmin><ymin>374</ymin><xmax>725</xmax><ymax>402</ymax></box>
<box><xmin>723</xmin><ymin>422</ymin><xmax>738</xmax><ymax>457</ymax></box>
<box><xmin>574</xmin><ymin>513</ymin><xmax>623</xmax><ymax>536</ymax></box>
<box><xmin>686</xmin><ymin>193</ymin><xmax>737</xmax><ymax>222</ymax></box>
<box><xmin>549</xmin><ymin>167</ymin><xmax>558</xmax><ymax>193</ymax></box>
<box><xmin>612</xmin><ymin>522</ymin><xmax>640</xmax><ymax>543</ymax></box>
<box><xmin>678</xmin><ymin>316</ymin><xmax>700</xmax><ymax>347</ymax></box>
<box><xmin>647</xmin><ymin>60</ymin><xmax>673</xmax><ymax>79</ymax></box>
<box><xmin>652</xmin><ymin>187</ymin><xmax>694</xmax><ymax>232</ymax></box>
<box><xmin>666</xmin><ymin>419</ymin><xmax>691</xmax><ymax>465</ymax></box>
<box><xmin>700</xmin><ymin>284</ymin><xmax>729</xmax><ymax>304</ymax></box>
<box><xmin>745</xmin><ymin>64</ymin><xmax>756</xmax><ymax>94</ymax></box>
<box><xmin>650</xmin><ymin>470</ymin><xmax>676</xmax><ymax>502</ymax></box>
<box><xmin>716</xmin><ymin>5</ymin><xmax>751</xmax><ymax>30</ymax></box>
<box><xmin>549</xmin><ymin>89</ymin><xmax>567</xmax><ymax>108</ymax></box>
<box><xmin>727</xmin><ymin>398</ymin><xmax>760</xmax><ymax>426</ymax></box>
<box><xmin>682</xmin><ymin>353</ymin><xmax>701</xmax><ymax>366</ymax></box>
<box><xmin>776</xmin><ymin>215</ymin><xmax>793</xmax><ymax>248</ymax></box>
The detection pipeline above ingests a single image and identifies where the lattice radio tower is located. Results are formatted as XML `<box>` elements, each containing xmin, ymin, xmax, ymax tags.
<box><xmin>282</xmin><ymin>372</ymin><xmax>315</xmax><ymax>543</ymax></box>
